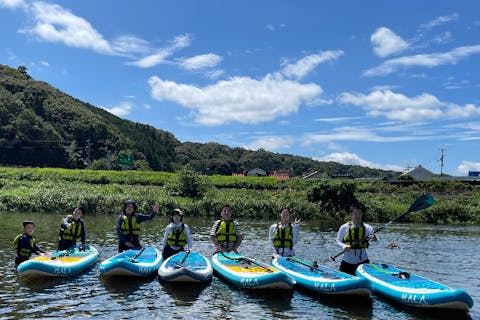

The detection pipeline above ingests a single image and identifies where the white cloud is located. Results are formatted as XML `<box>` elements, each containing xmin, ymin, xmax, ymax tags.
<box><xmin>364</xmin><ymin>45</ymin><xmax>480</xmax><ymax>76</ymax></box>
<box><xmin>39</xmin><ymin>60</ymin><xmax>49</xmax><ymax>67</ymax></box>
<box><xmin>338</xmin><ymin>90</ymin><xmax>480</xmax><ymax>121</ymax></box>
<box><xmin>420</xmin><ymin>13</ymin><xmax>459</xmax><ymax>32</ymax></box>
<box><xmin>409</xmin><ymin>13</ymin><xmax>459</xmax><ymax>48</ymax></box>
<box><xmin>22</xmin><ymin>2</ymin><xmax>114</xmax><ymax>54</ymax></box>
<box><xmin>148</xmin><ymin>74</ymin><xmax>322</xmax><ymax>126</ymax></box>
<box><xmin>126</xmin><ymin>49</ymin><xmax>173</xmax><ymax>68</ymax></box>
<box><xmin>243</xmin><ymin>136</ymin><xmax>295</xmax><ymax>151</ymax></box>
<box><xmin>204</xmin><ymin>69</ymin><xmax>225</xmax><ymax>79</ymax></box>
<box><xmin>0</xmin><ymin>0</ymin><xmax>25</xmax><ymax>9</ymax></box>
<box><xmin>111</xmin><ymin>35</ymin><xmax>152</xmax><ymax>56</ymax></box>
<box><xmin>370</xmin><ymin>84</ymin><xmax>400</xmax><ymax>91</ymax></box>
<box><xmin>371</xmin><ymin>27</ymin><xmax>409</xmax><ymax>57</ymax></box>
<box><xmin>18</xmin><ymin>1</ymin><xmax>192</xmax><ymax>65</ymax></box>
<box><xmin>127</xmin><ymin>34</ymin><xmax>192</xmax><ymax>68</ymax></box>
<box><xmin>103</xmin><ymin>102</ymin><xmax>133</xmax><ymax>117</ymax></box>
<box><xmin>315</xmin><ymin>152</ymin><xmax>403</xmax><ymax>171</ymax></box>
<box><xmin>265</xmin><ymin>23</ymin><xmax>286</xmax><ymax>31</ymax></box>
<box><xmin>280</xmin><ymin>51</ymin><xmax>343</xmax><ymax>80</ymax></box>
<box><xmin>454</xmin><ymin>160</ymin><xmax>480</xmax><ymax>176</ymax></box>
<box><xmin>178</xmin><ymin>53</ymin><xmax>222</xmax><ymax>70</ymax></box>
<box><xmin>431</xmin><ymin>31</ymin><xmax>452</xmax><ymax>44</ymax></box>
<box><xmin>315</xmin><ymin>117</ymin><xmax>360</xmax><ymax>123</ymax></box>
<box><xmin>302</xmin><ymin>126</ymin><xmax>420</xmax><ymax>145</ymax></box>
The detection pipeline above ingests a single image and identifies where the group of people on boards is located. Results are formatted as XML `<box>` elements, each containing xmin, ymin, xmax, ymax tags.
<box><xmin>14</xmin><ymin>200</ymin><xmax>377</xmax><ymax>275</ymax></box>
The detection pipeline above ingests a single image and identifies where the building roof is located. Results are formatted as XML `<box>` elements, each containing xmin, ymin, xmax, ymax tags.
<box><xmin>398</xmin><ymin>165</ymin><xmax>436</xmax><ymax>180</ymax></box>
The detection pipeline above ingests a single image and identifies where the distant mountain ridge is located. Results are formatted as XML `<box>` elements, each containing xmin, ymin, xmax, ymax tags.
<box><xmin>0</xmin><ymin>64</ymin><xmax>399</xmax><ymax>178</ymax></box>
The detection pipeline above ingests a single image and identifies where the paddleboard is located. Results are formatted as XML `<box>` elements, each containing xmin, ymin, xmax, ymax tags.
<box><xmin>158</xmin><ymin>251</ymin><xmax>213</xmax><ymax>283</ymax></box>
<box><xmin>272</xmin><ymin>256</ymin><xmax>371</xmax><ymax>296</ymax></box>
<box><xmin>211</xmin><ymin>252</ymin><xmax>294</xmax><ymax>290</ymax></box>
<box><xmin>17</xmin><ymin>245</ymin><xmax>99</xmax><ymax>278</ymax></box>
<box><xmin>356</xmin><ymin>263</ymin><xmax>473</xmax><ymax>311</ymax></box>
<box><xmin>99</xmin><ymin>246</ymin><xmax>162</xmax><ymax>278</ymax></box>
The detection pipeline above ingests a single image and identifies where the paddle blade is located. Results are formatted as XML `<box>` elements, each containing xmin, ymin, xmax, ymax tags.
<box><xmin>407</xmin><ymin>193</ymin><xmax>434</xmax><ymax>213</ymax></box>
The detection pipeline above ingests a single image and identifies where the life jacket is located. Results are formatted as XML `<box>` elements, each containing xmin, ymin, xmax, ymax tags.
<box><xmin>13</xmin><ymin>234</ymin><xmax>35</xmax><ymax>258</ymax></box>
<box><xmin>342</xmin><ymin>222</ymin><xmax>369</xmax><ymax>249</ymax></box>
<box><xmin>215</xmin><ymin>221</ymin><xmax>237</xmax><ymax>243</ymax></box>
<box><xmin>120</xmin><ymin>214</ymin><xmax>141</xmax><ymax>236</ymax></box>
<box><xmin>167</xmin><ymin>223</ymin><xmax>187</xmax><ymax>247</ymax></box>
<box><xmin>60</xmin><ymin>216</ymin><xmax>83</xmax><ymax>241</ymax></box>
<box><xmin>273</xmin><ymin>223</ymin><xmax>293</xmax><ymax>249</ymax></box>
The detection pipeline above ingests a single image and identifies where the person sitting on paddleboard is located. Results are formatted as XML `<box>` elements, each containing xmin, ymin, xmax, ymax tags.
<box><xmin>336</xmin><ymin>202</ymin><xmax>377</xmax><ymax>275</ymax></box>
<box><xmin>116</xmin><ymin>200</ymin><xmax>160</xmax><ymax>252</ymax></box>
<box><xmin>57</xmin><ymin>206</ymin><xmax>86</xmax><ymax>251</ymax></box>
<box><xmin>269</xmin><ymin>207</ymin><xmax>301</xmax><ymax>258</ymax></box>
<box><xmin>161</xmin><ymin>208</ymin><xmax>193</xmax><ymax>260</ymax></box>
<box><xmin>13</xmin><ymin>220</ymin><xmax>46</xmax><ymax>266</ymax></box>
<box><xmin>210</xmin><ymin>205</ymin><xmax>243</xmax><ymax>253</ymax></box>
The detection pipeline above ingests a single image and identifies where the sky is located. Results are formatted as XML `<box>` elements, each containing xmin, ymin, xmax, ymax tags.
<box><xmin>1</xmin><ymin>0</ymin><xmax>480</xmax><ymax>176</ymax></box>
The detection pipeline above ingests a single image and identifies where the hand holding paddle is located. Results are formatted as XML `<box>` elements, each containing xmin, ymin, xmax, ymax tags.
<box><xmin>330</xmin><ymin>193</ymin><xmax>434</xmax><ymax>262</ymax></box>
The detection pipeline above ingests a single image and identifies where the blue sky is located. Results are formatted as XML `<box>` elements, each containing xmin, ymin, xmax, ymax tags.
<box><xmin>1</xmin><ymin>0</ymin><xmax>480</xmax><ymax>176</ymax></box>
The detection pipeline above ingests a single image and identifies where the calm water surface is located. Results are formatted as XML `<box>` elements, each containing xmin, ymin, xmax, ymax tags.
<box><xmin>0</xmin><ymin>212</ymin><xmax>478</xmax><ymax>320</ymax></box>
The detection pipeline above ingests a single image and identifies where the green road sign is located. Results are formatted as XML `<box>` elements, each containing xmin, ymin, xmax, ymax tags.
<box><xmin>117</xmin><ymin>154</ymin><xmax>133</xmax><ymax>166</ymax></box>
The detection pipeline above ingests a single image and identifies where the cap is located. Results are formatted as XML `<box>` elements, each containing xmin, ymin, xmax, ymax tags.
<box><xmin>23</xmin><ymin>220</ymin><xmax>35</xmax><ymax>227</ymax></box>
<box><xmin>171</xmin><ymin>209</ymin><xmax>184</xmax><ymax>216</ymax></box>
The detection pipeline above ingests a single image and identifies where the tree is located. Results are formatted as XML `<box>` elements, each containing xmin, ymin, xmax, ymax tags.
<box><xmin>167</xmin><ymin>167</ymin><xmax>211</xmax><ymax>198</ymax></box>
<box><xmin>17</xmin><ymin>65</ymin><xmax>28</xmax><ymax>75</ymax></box>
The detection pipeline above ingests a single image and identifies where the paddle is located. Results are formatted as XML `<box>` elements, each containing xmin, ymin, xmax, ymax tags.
<box><xmin>49</xmin><ymin>245</ymin><xmax>79</xmax><ymax>260</ymax></box>
<box><xmin>50</xmin><ymin>250</ymin><xmax>69</xmax><ymax>260</ymax></box>
<box><xmin>286</xmin><ymin>257</ymin><xmax>338</xmax><ymax>279</ymax></box>
<box><xmin>174</xmin><ymin>249</ymin><xmax>191</xmax><ymax>268</ymax></box>
<box><xmin>220</xmin><ymin>252</ymin><xmax>273</xmax><ymax>273</ymax></box>
<box><xmin>330</xmin><ymin>193</ymin><xmax>434</xmax><ymax>262</ymax></box>
<box><xmin>130</xmin><ymin>246</ymin><xmax>146</xmax><ymax>263</ymax></box>
<box><xmin>287</xmin><ymin>257</ymin><xmax>321</xmax><ymax>272</ymax></box>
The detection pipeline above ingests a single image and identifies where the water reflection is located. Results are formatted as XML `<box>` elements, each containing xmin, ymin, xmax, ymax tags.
<box><xmin>303</xmin><ymin>289</ymin><xmax>373</xmax><ymax>319</ymax></box>
<box><xmin>101</xmin><ymin>275</ymin><xmax>157</xmax><ymax>297</ymax></box>
<box><xmin>159</xmin><ymin>280</ymin><xmax>210</xmax><ymax>305</ymax></box>
<box><xmin>19</xmin><ymin>275</ymin><xmax>69</xmax><ymax>291</ymax></box>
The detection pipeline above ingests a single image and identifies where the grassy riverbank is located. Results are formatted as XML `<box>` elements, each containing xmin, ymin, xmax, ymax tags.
<box><xmin>0</xmin><ymin>166</ymin><xmax>479</xmax><ymax>224</ymax></box>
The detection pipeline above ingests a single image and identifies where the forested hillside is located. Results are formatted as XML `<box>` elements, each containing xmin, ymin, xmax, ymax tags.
<box><xmin>174</xmin><ymin>142</ymin><xmax>398</xmax><ymax>178</ymax></box>
<box><xmin>0</xmin><ymin>64</ymin><xmax>177</xmax><ymax>170</ymax></box>
<box><xmin>0</xmin><ymin>64</ymin><xmax>399</xmax><ymax>178</ymax></box>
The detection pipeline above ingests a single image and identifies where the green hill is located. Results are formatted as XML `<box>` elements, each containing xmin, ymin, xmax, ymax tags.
<box><xmin>0</xmin><ymin>64</ymin><xmax>399</xmax><ymax>178</ymax></box>
<box><xmin>0</xmin><ymin>64</ymin><xmax>177</xmax><ymax>170</ymax></box>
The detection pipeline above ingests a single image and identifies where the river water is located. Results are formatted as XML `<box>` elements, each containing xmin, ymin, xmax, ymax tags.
<box><xmin>0</xmin><ymin>212</ymin><xmax>478</xmax><ymax>320</ymax></box>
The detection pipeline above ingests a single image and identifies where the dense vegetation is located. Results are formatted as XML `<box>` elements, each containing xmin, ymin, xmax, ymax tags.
<box><xmin>0</xmin><ymin>64</ymin><xmax>399</xmax><ymax>179</ymax></box>
<box><xmin>0</xmin><ymin>64</ymin><xmax>178</xmax><ymax>170</ymax></box>
<box><xmin>1</xmin><ymin>167</ymin><xmax>478</xmax><ymax>225</ymax></box>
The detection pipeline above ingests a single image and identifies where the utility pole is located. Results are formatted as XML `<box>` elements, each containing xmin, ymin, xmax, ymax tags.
<box><xmin>439</xmin><ymin>148</ymin><xmax>446</xmax><ymax>175</ymax></box>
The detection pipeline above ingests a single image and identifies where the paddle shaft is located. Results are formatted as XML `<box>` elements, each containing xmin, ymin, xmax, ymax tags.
<box><xmin>131</xmin><ymin>247</ymin><xmax>146</xmax><ymax>262</ymax></box>
<box><xmin>220</xmin><ymin>252</ymin><xmax>272</xmax><ymax>273</ymax></box>
<box><xmin>330</xmin><ymin>193</ymin><xmax>434</xmax><ymax>262</ymax></box>
<box><xmin>177</xmin><ymin>250</ymin><xmax>191</xmax><ymax>266</ymax></box>
<box><xmin>286</xmin><ymin>257</ymin><xmax>322</xmax><ymax>273</ymax></box>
